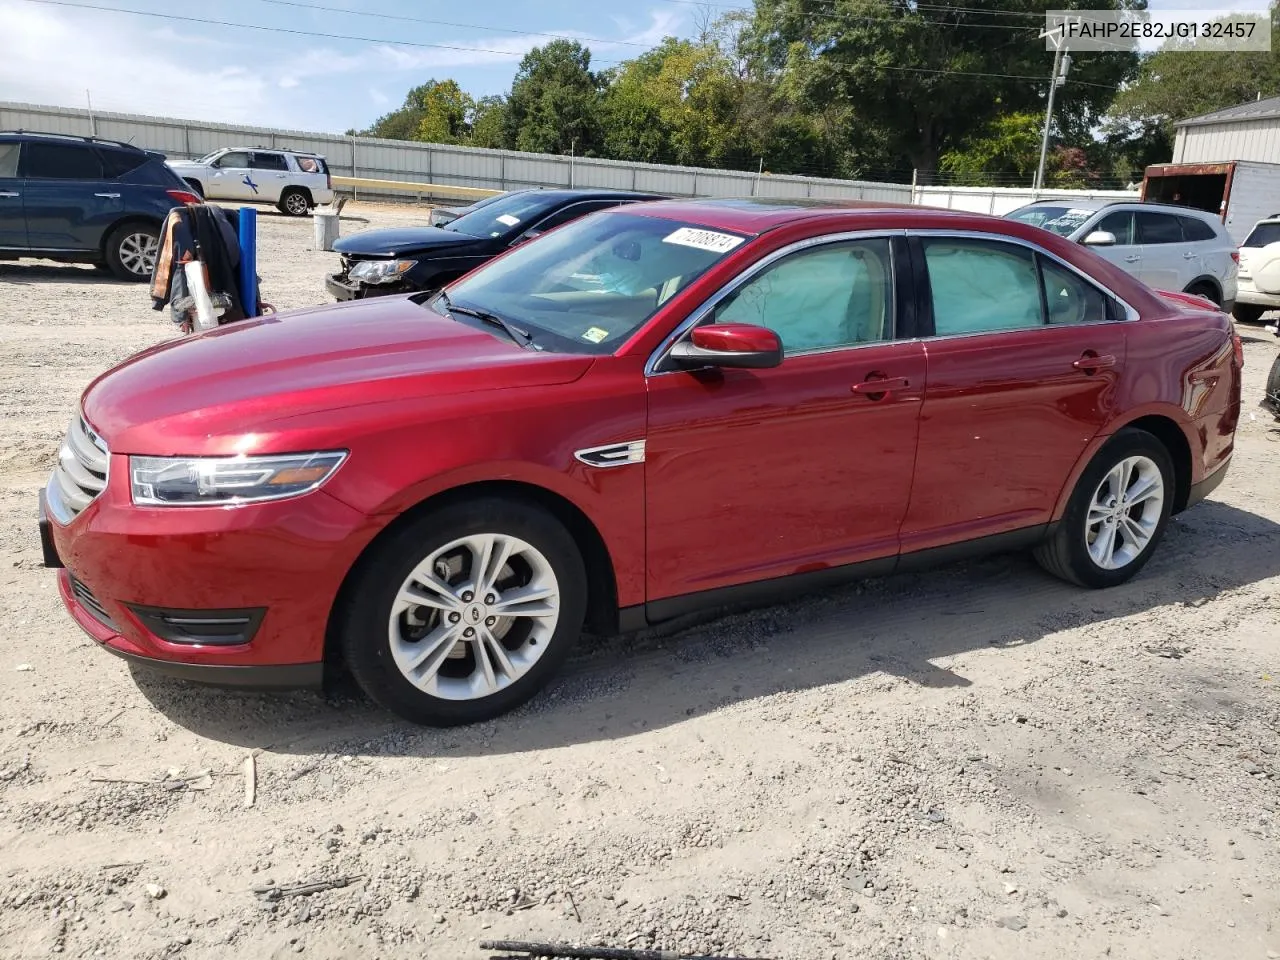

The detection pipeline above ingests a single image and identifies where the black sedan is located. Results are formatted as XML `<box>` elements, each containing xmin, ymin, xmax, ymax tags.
<box><xmin>326</xmin><ymin>188</ymin><xmax>667</xmax><ymax>300</ymax></box>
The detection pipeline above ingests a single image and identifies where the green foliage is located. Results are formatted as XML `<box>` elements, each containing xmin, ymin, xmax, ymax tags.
<box><xmin>470</xmin><ymin>96</ymin><xmax>509</xmax><ymax>149</ymax></box>
<box><xmin>504</xmin><ymin>40</ymin><xmax>604</xmax><ymax>155</ymax></box>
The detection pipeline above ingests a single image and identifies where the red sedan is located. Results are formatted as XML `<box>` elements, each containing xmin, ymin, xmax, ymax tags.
<box><xmin>40</xmin><ymin>199</ymin><xmax>1242</xmax><ymax>725</ymax></box>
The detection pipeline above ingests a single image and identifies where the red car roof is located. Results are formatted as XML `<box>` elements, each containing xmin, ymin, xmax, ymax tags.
<box><xmin>624</xmin><ymin>197</ymin><xmax>921</xmax><ymax>234</ymax></box>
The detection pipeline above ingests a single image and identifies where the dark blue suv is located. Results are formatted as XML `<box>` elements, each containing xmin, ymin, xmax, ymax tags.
<box><xmin>0</xmin><ymin>132</ymin><xmax>199</xmax><ymax>281</ymax></box>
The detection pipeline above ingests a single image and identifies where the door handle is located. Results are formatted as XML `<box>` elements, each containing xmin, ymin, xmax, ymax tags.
<box><xmin>94</xmin><ymin>192</ymin><xmax>121</xmax><ymax>199</ymax></box>
<box><xmin>1182</xmin><ymin>252</ymin><xmax>1198</xmax><ymax>260</ymax></box>
<box><xmin>0</xmin><ymin>191</ymin><xmax>18</xmax><ymax>198</ymax></box>
<box><xmin>851</xmin><ymin>376</ymin><xmax>910</xmax><ymax>395</ymax></box>
<box><xmin>1072</xmin><ymin>353</ymin><xmax>1116</xmax><ymax>372</ymax></box>
<box><xmin>1123</xmin><ymin>255</ymin><xmax>1141</xmax><ymax>263</ymax></box>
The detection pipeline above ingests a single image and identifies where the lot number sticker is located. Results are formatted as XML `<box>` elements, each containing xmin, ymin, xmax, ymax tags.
<box><xmin>662</xmin><ymin>227</ymin><xmax>745</xmax><ymax>253</ymax></box>
<box><xmin>496</xmin><ymin>214</ymin><xmax>521</xmax><ymax>226</ymax></box>
<box><xmin>581</xmin><ymin>326</ymin><xmax>609</xmax><ymax>343</ymax></box>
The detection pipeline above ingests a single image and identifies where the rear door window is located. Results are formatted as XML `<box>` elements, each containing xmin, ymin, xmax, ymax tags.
<box><xmin>922</xmin><ymin>238</ymin><xmax>1043</xmax><ymax>334</ymax></box>
<box><xmin>249</xmin><ymin>152</ymin><xmax>288</xmax><ymax>171</ymax></box>
<box><xmin>1136</xmin><ymin>212</ymin><xmax>1184</xmax><ymax>244</ymax></box>
<box><xmin>20</xmin><ymin>142</ymin><xmax>104</xmax><ymax>179</ymax></box>
<box><xmin>532</xmin><ymin>200</ymin><xmax>620</xmax><ymax>233</ymax></box>
<box><xmin>1178</xmin><ymin>216</ymin><xmax>1217</xmax><ymax>242</ymax></box>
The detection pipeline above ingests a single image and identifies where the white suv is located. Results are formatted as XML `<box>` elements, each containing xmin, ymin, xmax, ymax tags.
<box><xmin>1006</xmin><ymin>200</ymin><xmax>1238</xmax><ymax>311</ymax></box>
<box><xmin>1230</xmin><ymin>216</ymin><xmax>1280</xmax><ymax>323</ymax></box>
<box><xmin>167</xmin><ymin>147</ymin><xmax>334</xmax><ymax>216</ymax></box>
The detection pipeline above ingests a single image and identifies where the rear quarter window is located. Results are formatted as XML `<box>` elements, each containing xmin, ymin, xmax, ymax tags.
<box><xmin>1178</xmin><ymin>216</ymin><xmax>1217</xmax><ymax>242</ymax></box>
<box><xmin>97</xmin><ymin>149</ymin><xmax>146</xmax><ymax>178</ymax></box>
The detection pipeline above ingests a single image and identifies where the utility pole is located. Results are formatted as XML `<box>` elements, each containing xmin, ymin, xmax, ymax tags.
<box><xmin>1034</xmin><ymin>21</ymin><xmax>1074</xmax><ymax>192</ymax></box>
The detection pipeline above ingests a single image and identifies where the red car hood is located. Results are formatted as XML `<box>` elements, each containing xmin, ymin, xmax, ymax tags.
<box><xmin>83</xmin><ymin>296</ymin><xmax>593</xmax><ymax>453</ymax></box>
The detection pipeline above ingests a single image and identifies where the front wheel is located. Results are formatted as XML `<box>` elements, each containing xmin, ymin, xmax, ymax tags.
<box><xmin>337</xmin><ymin>498</ymin><xmax>587</xmax><ymax>726</ymax></box>
<box><xmin>1034</xmin><ymin>429</ymin><xmax>1174</xmax><ymax>588</ymax></box>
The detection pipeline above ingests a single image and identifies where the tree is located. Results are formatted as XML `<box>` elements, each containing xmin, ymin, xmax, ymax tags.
<box><xmin>470</xmin><ymin>96</ymin><xmax>509</xmax><ymax>149</ymax></box>
<box><xmin>504</xmin><ymin>40</ymin><xmax>604</xmax><ymax>155</ymax></box>
<box><xmin>744</xmin><ymin>0</ymin><xmax>1142</xmax><ymax>180</ymax></box>
<box><xmin>414</xmin><ymin>79</ymin><xmax>474</xmax><ymax>144</ymax></box>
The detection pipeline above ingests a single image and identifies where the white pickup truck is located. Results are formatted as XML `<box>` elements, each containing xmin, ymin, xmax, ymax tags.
<box><xmin>167</xmin><ymin>147</ymin><xmax>334</xmax><ymax>216</ymax></box>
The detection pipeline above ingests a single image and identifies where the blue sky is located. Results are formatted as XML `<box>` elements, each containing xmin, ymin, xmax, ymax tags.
<box><xmin>1</xmin><ymin>0</ymin><xmax>1271</xmax><ymax>135</ymax></box>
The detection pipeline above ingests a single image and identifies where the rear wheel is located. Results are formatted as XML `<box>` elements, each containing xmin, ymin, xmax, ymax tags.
<box><xmin>103</xmin><ymin>222</ymin><xmax>160</xmax><ymax>282</ymax></box>
<box><xmin>1184</xmin><ymin>281</ymin><xmax>1220</xmax><ymax>307</ymax></box>
<box><xmin>337</xmin><ymin>498</ymin><xmax>587</xmax><ymax>726</ymax></box>
<box><xmin>1034</xmin><ymin>429</ymin><xmax>1174</xmax><ymax>588</ymax></box>
<box><xmin>1232</xmin><ymin>303</ymin><xmax>1266</xmax><ymax>324</ymax></box>
<box><xmin>278</xmin><ymin>187</ymin><xmax>311</xmax><ymax>216</ymax></box>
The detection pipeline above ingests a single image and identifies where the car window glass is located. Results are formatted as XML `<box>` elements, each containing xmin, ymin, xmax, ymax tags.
<box><xmin>0</xmin><ymin>143</ymin><xmax>18</xmax><ymax>178</ymax></box>
<box><xmin>250</xmin><ymin>152</ymin><xmax>288</xmax><ymax>171</ymax></box>
<box><xmin>712</xmin><ymin>239</ymin><xmax>893</xmax><ymax>352</ymax></box>
<box><xmin>1243</xmin><ymin>222</ymin><xmax>1280</xmax><ymax>247</ymax></box>
<box><xmin>446</xmin><ymin>191</ymin><xmax>570</xmax><ymax>238</ymax></box>
<box><xmin>216</xmin><ymin>152</ymin><xmax>250</xmax><ymax>168</ymax></box>
<box><xmin>923</xmin><ymin>238</ymin><xmax>1042</xmax><ymax>335</ymax></box>
<box><xmin>1096</xmin><ymin>211</ymin><xmax>1135</xmax><ymax>245</ymax></box>
<box><xmin>97</xmin><ymin>149</ymin><xmax>144</xmax><ymax>178</ymax></box>
<box><xmin>1007</xmin><ymin>205</ymin><xmax>1095</xmax><ymax>237</ymax></box>
<box><xmin>296</xmin><ymin>156</ymin><xmax>321</xmax><ymax>173</ymax></box>
<box><xmin>1137</xmin><ymin>212</ymin><xmax>1184</xmax><ymax>244</ymax></box>
<box><xmin>1178</xmin><ymin>215</ymin><xmax>1216</xmax><ymax>242</ymax></box>
<box><xmin>533</xmin><ymin>201</ymin><xmax>617</xmax><ymax>233</ymax></box>
<box><xmin>1039</xmin><ymin>257</ymin><xmax>1109</xmax><ymax>325</ymax></box>
<box><xmin>21</xmin><ymin>142</ymin><xmax>103</xmax><ymax>179</ymax></box>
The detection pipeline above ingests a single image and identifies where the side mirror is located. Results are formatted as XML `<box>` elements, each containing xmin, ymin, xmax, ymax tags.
<box><xmin>1082</xmin><ymin>230</ymin><xmax>1117</xmax><ymax>247</ymax></box>
<box><xmin>669</xmin><ymin>323</ymin><xmax>783</xmax><ymax>370</ymax></box>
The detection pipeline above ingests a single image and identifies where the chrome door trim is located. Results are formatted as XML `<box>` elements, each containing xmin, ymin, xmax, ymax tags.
<box><xmin>909</xmin><ymin>227</ymin><xmax>1143</xmax><ymax>327</ymax></box>
<box><xmin>644</xmin><ymin>229</ymin><xmax>907</xmax><ymax>378</ymax></box>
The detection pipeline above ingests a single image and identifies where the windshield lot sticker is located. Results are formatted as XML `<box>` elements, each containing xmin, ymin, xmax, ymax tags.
<box><xmin>582</xmin><ymin>326</ymin><xmax>609</xmax><ymax>343</ymax></box>
<box><xmin>1044</xmin><ymin>209</ymin><xmax>1093</xmax><ymax>231</ymax></box>
<box><xmin>662</xmin><ymin>227</ymin><xmax>745</xmax><ymax>253</ymax></box>
<box><xmin>496</xmin><ymin>214</ymin><xmax>521</xmax><ymax>226</ymax></box>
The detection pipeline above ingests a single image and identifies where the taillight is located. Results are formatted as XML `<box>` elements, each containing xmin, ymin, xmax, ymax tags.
<box><xmin>1231</xmin><ymin>250</ymin><xmax>1240</xmax><ymax>263</ymax></box>
<box><xmin>1232</xmin><ymin>333</ymin><xmax>1244</xmax><ymax>368</ymax></box>
<box><xmin>166</xmin><ymin>189</ymin><xmax>201</xmax><ymax>205</ymax></box>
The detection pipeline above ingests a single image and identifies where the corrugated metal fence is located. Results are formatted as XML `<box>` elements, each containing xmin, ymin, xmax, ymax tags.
<box><xmin>0</xmin><ymin>101</ymin><xmax>1138</xmax><ymax>209</ymax></box>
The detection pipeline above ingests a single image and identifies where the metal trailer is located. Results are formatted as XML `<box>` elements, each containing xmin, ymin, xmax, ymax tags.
<box><xmin>1142</xmin><ymin>160</ymin><xmax>1280</xmax><ymax>245</ymax></box>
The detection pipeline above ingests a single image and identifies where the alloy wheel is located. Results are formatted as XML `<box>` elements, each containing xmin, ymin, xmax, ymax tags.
<box><xmin>285</xmin><ymin>193</ymin><xmax>309</xmax><ymax>215</ymax></box>
<box><xmin>119</xmin><ymin>232</ymin><xmax>159</xmax><ymax>276</ymax></box>
<box><xmin>1085</xmin><ymin>455</ymin><xmax>1165</xmax><ymax>570</ymax></box>
<box><xmin>388</xmin><ymin>533</ymin><xmax>560</xmax><ymax>701</ymax></box>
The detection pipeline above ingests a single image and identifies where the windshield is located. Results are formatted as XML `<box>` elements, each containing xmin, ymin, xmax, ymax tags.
<box><xmin>444</xmin><ymin>191</ymin><xmax>561</xmax><ymax>238</ymax></box>
<box><xmin>439</xmin><ymin>211</ymin><xmax>748</xmax><ymax>354</ymax></box>
<box><xmin>1007</xmin><ymin>205</ymin><xmax>1098</xmax><ymax>237</ymax></box>
<box><xmin>1244</xmin><ymin>222</ymin><xmax>1280</xmax><ymax>248</ymax></box>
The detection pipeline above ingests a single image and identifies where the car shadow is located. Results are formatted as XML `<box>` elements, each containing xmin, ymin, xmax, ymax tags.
<box><xmin>131</xmin><ymin>498</ymin><xmax>1280</xmax><ymax>757</ymax></box>
<box><xmin>0</xmin><ymin>262</ymin><xmax>127</xmax><ymax>285</ymax></box>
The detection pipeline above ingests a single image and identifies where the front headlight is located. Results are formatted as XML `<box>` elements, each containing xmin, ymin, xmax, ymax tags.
<box><xmin>130</xmin><ymin>452</ymin><xmax>347</xmax><ymax>506</ymax></box>
<box><xmin>348</xmin><ymin>259</ymin><xmax>416</xmax><ymax>284</ymax></box>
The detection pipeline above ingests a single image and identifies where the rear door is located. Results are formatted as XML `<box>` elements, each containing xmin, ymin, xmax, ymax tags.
<box><xmin>1135</xmin><ymin>211</ymin><xmax>1188</xmax><ymax>290</ymax></box>
<box><xmin>0</xmin><ymin>140</ymin><xmax>24</xmax><ymax>248</ymax></box>
<box><xmin>19</xmin><ymin>141</ymin><xmax>122</xmax><ymax>251</ymax></box>
<box><xmin>248</xmin><ymin>151</ymin><xmax>290</xmax><ymax>202</ymax></box>
<box><xmin>901</xmin><ymin>233</ymin><xmax>1129</xmax><ymax>552</ymax></box>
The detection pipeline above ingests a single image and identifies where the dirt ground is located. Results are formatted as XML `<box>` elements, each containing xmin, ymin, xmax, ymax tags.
<box><xmin>1</xmin><ymin>202</ymin><xmax>1277</xmax><ymax>960</ymax></box>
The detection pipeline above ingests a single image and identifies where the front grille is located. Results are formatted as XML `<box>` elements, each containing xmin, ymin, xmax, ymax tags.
<box><xmin>70</xmin><ymin>575</ymin><xmax>117</xmax><ymax>630</ymax></box>
<box><xmin>48</xmin><ymin>413</ymin><xmax>109</xmax><ymax>521</ymax></box>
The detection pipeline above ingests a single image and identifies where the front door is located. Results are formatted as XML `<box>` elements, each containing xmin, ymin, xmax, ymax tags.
<box><xmin>901</xmin><ymin>234</ymin><xmax>1128</xmax><ymax>552</ymax></box>
<box><xmin>207</xmin><ymin>151</ymin><xmax>254</xmax><ymax>201</ymax></box>
<box><xmin>0</xmin><ymin>141</ymin><xmax>24</xmax><ymax>249</ymax></box>
<box><xmin>644</xmin><ymin>236</ymin><xmax>925</xmax><ymax>603</ymax></box>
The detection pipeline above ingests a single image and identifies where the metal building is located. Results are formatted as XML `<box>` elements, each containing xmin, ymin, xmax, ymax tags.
<box><xmin>1173</xmin><ymin>96</ymin><xmax>1280</xmax><ymax>164</ymax></box>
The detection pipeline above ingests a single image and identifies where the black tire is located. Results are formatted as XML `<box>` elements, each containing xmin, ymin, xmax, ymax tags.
<box><xmin>182</xmin><ymin>178</ymin><xmax>205</xmax><ymax>199</ymax></box>
<box><xmin>1034</xmin><ymin>428</ymin><xmax>1175</xmax><ymax>589</ymax></box>
<box><xmin>337</xmin><ymin>497</ymin><xmax>587</xmax><ymax>726</ymax></box>
<box><xmin>278</xmin><ymin>187</ymin><xmax>311</xmax><ymax>217</ymax></box>
<box><xmin>103</xmin><ymin>221</ymin><xmax>160</xmax><ymax>282</ymax></box>
<box><xmin>1266</xmin><ymin>354</ymin><xmax>1280</xmax><ymax>419</ymax></box>
<box><xmin>1184</xmin><ymin>281</ymin><xmax>1220</xmax><ymax>307</ymax></box>
<box><xmin>1232</xmin><ymin>303</ymin><xmax>1266</xmax><ymax>324</ymax></box>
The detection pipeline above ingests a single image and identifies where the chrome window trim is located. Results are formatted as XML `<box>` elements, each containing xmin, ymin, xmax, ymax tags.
<box><xmin>910</xmin><ymin>228</ymin><xmax>1142</xmax><ymax>328</ymax></box>
<box><xmin>644</xmin><ymin>229</ymin><xmax>906</xmax><ymax>377</ymax></box>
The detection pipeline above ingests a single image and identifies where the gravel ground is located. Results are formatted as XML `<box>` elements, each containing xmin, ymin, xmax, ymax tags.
<box><xmin>1</xmin><ymin>203</ymin><xmax>1278</xmax><ymax>960</ymax></box>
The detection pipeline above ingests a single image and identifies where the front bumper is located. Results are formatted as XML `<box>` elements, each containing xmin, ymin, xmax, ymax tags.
<box><xmin>42</xmin><ymin>468</ymin><xmax>382</xmax><ymax>682</ymax></box>
<box><xmin>325</xmin><ymin>273</ymin><xmax>408</xmax><ymax>302</ymax></box>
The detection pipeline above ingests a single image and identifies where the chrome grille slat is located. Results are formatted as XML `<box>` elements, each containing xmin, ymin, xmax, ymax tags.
<box><xmin>47</xmin><ymin>411</ymin><xmax>110</xmax><ymax>522</ymax></box>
